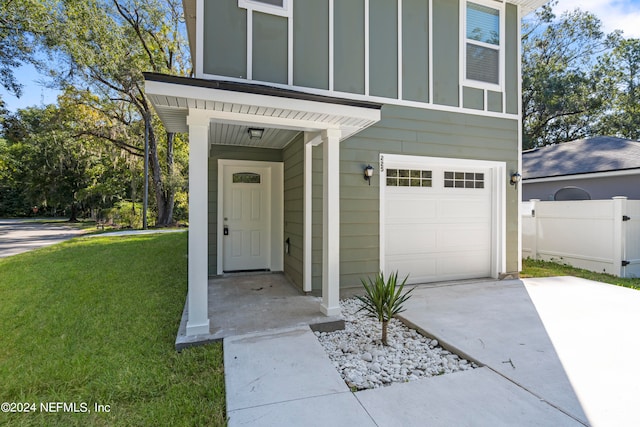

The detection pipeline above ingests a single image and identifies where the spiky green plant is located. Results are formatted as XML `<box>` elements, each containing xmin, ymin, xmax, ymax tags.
<box><xmin>356</xmin><ymin>271</ymin><xmax>413</xmax><ymax>346</ymax></box>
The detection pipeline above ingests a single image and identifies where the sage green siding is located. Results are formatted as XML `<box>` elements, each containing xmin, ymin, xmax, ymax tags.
<box><xmin>402</xmin><ymin>0</ymin><xmax>429</xmax><ymax>103</ymax></box>
<box><xmin>207</xmin><ymin>145</ymin><xmax>283</xmax><ymax>275</ymax></box>
<box><xmin>432</xmin><ymin>0</ymin><xmax>459</xmax><ymax>107</ymax></box>
<box><xmin>253</xmin><ymin>12</ymin><xmax>288</xmax><ymax>84</ymax></box>
<box><xmin>505</xmin><ymin>3</ymin><xmax>519</xmax><ymax>114</ymax></box>
<box><xmin>334</xmin><ymin>0</ymin><xmax>365</xmax><ymax>94</ymax></box>
<box><xmin>310</xmin><ymin>105</ymin><xmax>519</xmax><ymax>292</ymax></box>
<box><xmin>293</xmin><ymin>0</ymin><xmax>329</xmax><ymax>89</ymax></box>
<box><xmin>463</xmin><ymin>86</ymin><xmax>484</xmax><ymax>110</ymax></box>
<box><xmin>201</xmin><ymin>0</ymin><xmax>520</xmax><ymax>116</ymax></box>
<box><xmin>283</xmin><ymin>135</ymin><xmax>304</xmax><ymax>289</ymax></box>
<box><xmin>369</xmin><ymin>0</ymin><xmax>398</xmax><ymax>99</ymax></box>
<box><xmin>487</xmin><ymin>90</ymin><xmax>503</xmax><ymax>113</ymax></box>
<box><xmin>202</xmin><ymin>0</ymin><xmax>247</xmax><ymax>78</ymax></box>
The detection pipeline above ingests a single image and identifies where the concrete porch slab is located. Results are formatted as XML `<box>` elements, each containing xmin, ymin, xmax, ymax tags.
<box><xmin>175</xmin><ymin>273</ymin><xmax>343</xmax><ymax>350</ymax></box>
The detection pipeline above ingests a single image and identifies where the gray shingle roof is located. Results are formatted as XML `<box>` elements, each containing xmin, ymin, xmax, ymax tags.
<box><xmin>522</xmin><ymin>136</ymin><xmax>640</xmax><ymax>179</ymax></box>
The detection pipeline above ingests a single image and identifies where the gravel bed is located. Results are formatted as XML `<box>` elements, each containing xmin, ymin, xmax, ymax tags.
<box><xmin>314</xmin><ymin>298</ymin><xmax>477</xmax><ymax>391</ymax></box>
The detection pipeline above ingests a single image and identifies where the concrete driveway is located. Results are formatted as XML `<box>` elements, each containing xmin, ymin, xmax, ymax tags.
<box><xmin>224</xmin><ymin>277</ymin><xmax>640</xmax><ymax>426</ymax></box>
<box><xmin>400</xmin><ymin>277</ymin><xmax>640</xmax><ymax>427</ymax></box>
<box><xmin>0</xmin><ymin>219</ymin><xmax>87</xmax><ymax>258</ymax></box>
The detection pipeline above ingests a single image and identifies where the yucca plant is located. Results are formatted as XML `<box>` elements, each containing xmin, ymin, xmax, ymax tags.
<box><xmin>356</xmin><ymin>271</ymin><xmax>413</xmax><ymax>346</ymax></box>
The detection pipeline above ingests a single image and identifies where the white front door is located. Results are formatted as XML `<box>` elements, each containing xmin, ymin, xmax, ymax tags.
<box><xmin>222</xmin><ymin>165</ymin><xmax>271</xmax><ymax>272</ymax></box>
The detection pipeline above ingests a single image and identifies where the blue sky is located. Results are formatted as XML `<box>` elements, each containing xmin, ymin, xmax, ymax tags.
<box><xmin>1</xmin><ymin>0</ymin><xmax>640</xmax><ymax>114</ymax></box>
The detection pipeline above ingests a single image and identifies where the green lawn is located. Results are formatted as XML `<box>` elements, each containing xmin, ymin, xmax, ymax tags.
<box><xmin>0</xmin><ymin>232</ymin><xmax>226</xmax><ymax>426</ymax></box>
<box><xmin>521</xmin><ymin>258</ymin><xmax>640</xmax><ymax>290</ymax></box>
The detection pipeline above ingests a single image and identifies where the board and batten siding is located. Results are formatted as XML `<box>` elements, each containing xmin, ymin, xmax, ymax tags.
<box><xmin>200</xmin><ymin>0</ymin><xmax>520</xmax><ymax>117</ymax></box>
<box><xmin>309</xmin><ymin>104</ymin><xmax>519</xmax><ymax>292</ymax></box>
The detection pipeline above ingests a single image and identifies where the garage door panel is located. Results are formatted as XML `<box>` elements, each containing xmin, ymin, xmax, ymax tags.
<box><xmin>386</xmin><ymin>197</ymin><xmax>437</xmax><ymax>222</ymax></box>
<box><xmin>385</xmin><ymin>255</ymin><xmax>437</xmax><ymax>281</ymax></box>
<box><xmin>384</xmin><ymin>156</ymin><xmax>494</xmax><ymax>284</ymax></box>
<box><xmin>385</xmin><ymin>225</ymin><xmax>437</xmax><ymax>254</ymax></box>
<box><xmin>438</xmin><ymin>199</ymin><xmax>491</xmax><ymax>219</ymax></box>
<box><xmin>438</xmin><ymin>227</ymin><xmax>491</xmax><ymax>250</ymax></box>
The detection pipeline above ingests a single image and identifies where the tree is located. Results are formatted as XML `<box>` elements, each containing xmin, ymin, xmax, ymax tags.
<box><xmin>1</xmin><ymin>104</ymin><xmax>133</xmax><ymax>219</ymax></box>
<box><xmin>521</xmin><ymin>2</ymin><xmax>620</xmax><ymax>148</ymax></box>
<box><xmin>595</xmin><ymin>39</ymin><xmax>640</xmax><ymax>140</ymax></box>
<box><xmin>27</xmin><ymin>0</ymin><xmax>190</xmax><ymax>225</ymax></box>
<box><xmin>0</xmin><ymin>0</ymin><xmax>52</xmax><ymax>97</ymax></box>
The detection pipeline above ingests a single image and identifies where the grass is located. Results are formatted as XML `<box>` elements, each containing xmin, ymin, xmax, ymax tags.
<box><xmin>0</xmin><ymin>232</ymin><xmax>226</xmax><ymax>426</ymax></box>
<box><xmin>521</xmin><ymin>258</ymin><xmax>640</xmax><ymax>290</ymax></box>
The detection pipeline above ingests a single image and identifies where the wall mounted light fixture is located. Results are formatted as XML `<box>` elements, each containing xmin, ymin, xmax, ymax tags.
<box><xmin>364</xmin><ymin>165</ymin><xmax>374</xmax><ymax>185</ymax></box>
<box><xmin>510</xmin><ymin>172</ymin><xmax>522</xmax><ymax>186</ymax></box>
<box><xmin>248</xmin><ymin>128</ymin><xmax>264</xmax><ymax>140</ymax></box>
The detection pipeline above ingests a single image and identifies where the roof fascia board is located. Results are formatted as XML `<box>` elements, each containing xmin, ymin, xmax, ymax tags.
<box><xmin>524</xmin><ymin>168</ymin><xmax>640</xmax><ymax>183</ymax></box>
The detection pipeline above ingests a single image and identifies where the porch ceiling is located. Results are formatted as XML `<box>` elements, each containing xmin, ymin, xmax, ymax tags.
<box><xmin>144</xmin><ymin>73</ymin><xmax>382</xmax><ymax>149</ymax></box>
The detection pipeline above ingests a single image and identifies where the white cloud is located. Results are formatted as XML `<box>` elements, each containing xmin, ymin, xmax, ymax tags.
<box><xmin>553</xmin><ymin>0</ymin><xmax>640</xmax><ymax>38</ymax></box>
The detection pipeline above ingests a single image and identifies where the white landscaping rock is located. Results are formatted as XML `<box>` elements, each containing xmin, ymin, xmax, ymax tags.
<box><xmin>314</xmin><ymin>298</ymin><xmax>478</xmax><ymax>391</ymax></box>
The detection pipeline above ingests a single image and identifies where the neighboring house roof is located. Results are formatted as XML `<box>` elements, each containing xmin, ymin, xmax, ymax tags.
<box><xmin>523</xmin><ymin>136</ymin><xmax>640</xmax><ymax>179</ymax></box>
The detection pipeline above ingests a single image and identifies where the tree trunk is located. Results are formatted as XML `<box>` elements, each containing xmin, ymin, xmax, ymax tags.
<box><xmin>382</xmin><ymin>320</ymin><xmax>389</xmax><ymax>346</ymax></box>
<box><xmin>68</xmin><ymin>202</ymin><xmax>78</xmax><ymax>222</ymax></box>
<box><xmin>146</xmin><ymin>118</ymin><xmax>175</xmax><ymax>226</ymax></box>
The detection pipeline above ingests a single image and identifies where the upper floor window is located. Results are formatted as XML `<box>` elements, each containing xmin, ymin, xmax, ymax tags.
<box><xmin>463</xmin><ymin>1</ymin><xmax>503</xmax><ymax>89</ymax></box>
<box><xmin>238</xmin><ymin>0</ymin><xmax>290</xmax><ymax>17</ymax></box>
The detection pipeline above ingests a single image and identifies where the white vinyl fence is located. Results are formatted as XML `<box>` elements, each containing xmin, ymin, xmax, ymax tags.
<box><xmin>522</xmin><ymin>197</ymin><xmax>640</xmax><ymax>278</ymax></box>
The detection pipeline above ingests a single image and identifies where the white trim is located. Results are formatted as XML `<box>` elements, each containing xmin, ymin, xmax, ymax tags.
<box><xmin>379</xmin><ymin>154</ymin><xmax>506</xmax><ymax>280</ymax></box>
<box><xmin>397</xmin><ymin>0</ymin><xmax>403</xmax><ymax>100</ymax></box>
<box><xmin>428</xmin><ymin>0</ymin><xmax>433</xmax><ymax>104</ymax></box>
<box><xmin>303</xmin><ymin>134</ymin><xmax>314</xmax><ymax>292</ymax></box>
<box><xmin>238</xmin><ymin>0</ymin><xmax>290</xmax><ymax>17</ymax></box>
<box><xmin>195</xmin><ymin>0</ymin><xmax>204</xmax><ymax>78</ymax></box>
<box><xmin>364</xmin><ymin>0</ymin><xmax>370</xmax><ymax>96</ymax></box>
<box><xmin>329</xmin><ymin>0</ymin><xmax>334</xmax><ymax>91</ymax></box>
<box><xmin>461</xmin><ymin>0</ymin><xmax>505</xmax><ymax>93</ymax></box>
<box><xmin>246</xmin><ymin>10</ymin><xmax>253</xmax><ymax>80</ymax></box>
<box><xmin>524</xmin><ymin>169</ymin><xmax>640</xmax><ymax>184</ymax></box>
<box><xmin>198</xmin><ymin>71</ymin><xmax>519</xmax><ymax>120</ymax></box>
<box><xmin>288</xmin><ymin>3</ymin><xmax>293</xmax><ymax>86</ymax></box>
<box><xmin>217</xmin><ymin>159</ymin><xmax>284</xmax><ymax>275</ymax></box>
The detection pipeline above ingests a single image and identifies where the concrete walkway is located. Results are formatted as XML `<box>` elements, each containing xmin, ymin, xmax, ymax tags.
<box><xmin>224</xmin><ymin>277</ymin><xmax>640</xmax><ymax>426</ymax></box>
<box><xmin>0</xmin><ymin>219</ymin><xmax>87</xmax><ymax>258</ymax></box>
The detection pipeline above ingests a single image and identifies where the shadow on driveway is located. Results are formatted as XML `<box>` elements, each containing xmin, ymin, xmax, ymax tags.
<box><xmin>399</xmin><ymin>277</ymin><xmax>640</xmax><ymax>426</ymax></box>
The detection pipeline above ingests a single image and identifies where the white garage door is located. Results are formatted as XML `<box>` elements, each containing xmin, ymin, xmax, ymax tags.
<box><xmin>383</xmin><ymin>157</ymin><xmax>494</xmax><ymax>285</ymax></box>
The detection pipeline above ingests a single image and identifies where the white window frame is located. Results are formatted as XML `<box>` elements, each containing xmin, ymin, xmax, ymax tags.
<box><xmin>238</xmin><ymin>0</ymin><xmax>290</xmax><ymax>17</ymax></box>
<box><xmin>461</xmin><ymin>0</ymin><xmax>505</xmax><ymax>91</ymax></box>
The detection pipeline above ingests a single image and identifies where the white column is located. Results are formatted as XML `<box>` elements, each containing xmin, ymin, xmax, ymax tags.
<box><xmin>321</xmin><ymin>128</ymin><xmax>341</xmax><ymax>316</ymax></box>
<box><xmin>186</xmin><ymin>112</ymin><xmax>210</xmax><ymax>336</ymax></box>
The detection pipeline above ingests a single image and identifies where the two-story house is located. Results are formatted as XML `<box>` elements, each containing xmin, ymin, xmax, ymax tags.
<box><xmin>144</xmin><ymin>0</ymin><xmax>547</xmax><ymax>338</ymax></box>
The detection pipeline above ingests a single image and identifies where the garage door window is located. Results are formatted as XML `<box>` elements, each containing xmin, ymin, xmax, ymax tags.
<box><xmin>444</xmin><ymin>171</ymin><xmax>484</xmax><ymax>188</ymax></box>
<box><xmin>386</xmin><ymin>169</ymin><xmax>432</xmax><ymax>187</ymax></box>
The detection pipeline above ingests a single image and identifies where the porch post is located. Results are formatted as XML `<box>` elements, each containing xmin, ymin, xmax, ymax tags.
<box><xmin>186</xmin><ymin>111</ymin><xmax>211</xmax><ymax>336</ymax></box>
<box><xmin>321</xmin><ymin>128</ymin><xmax>341</xmax><ymax>316</ymax></box>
